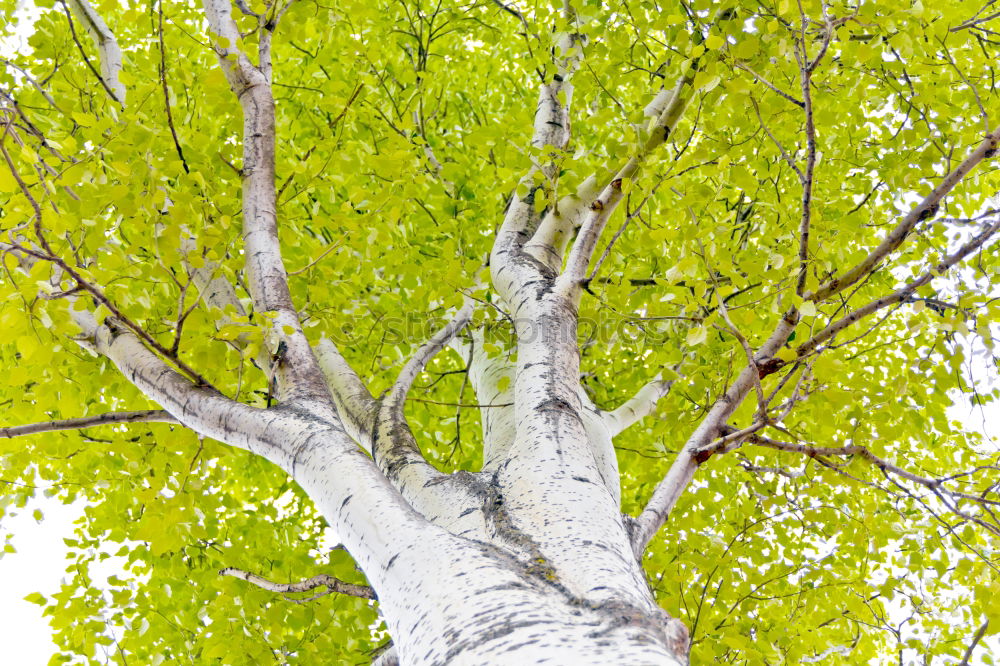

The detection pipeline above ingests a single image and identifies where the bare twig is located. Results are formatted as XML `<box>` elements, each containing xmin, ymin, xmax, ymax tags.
<box><xmin>748</xmin><ymin>434</ymin><xmax>1000</xmax><ymax>535</ymax></box>
<box><xmin>701</xmin><ymin>245</ymin><xmax>766</xmax><ymax>416</ymax></box>
<box><xmin>0</xmin><ymin>58</ymin><xmax>65</xmax><ymax>114</ymax></box>
<box><xmin>59</xmin><ymin>0</ymin><xmax>125</xmax><ymax>105</ymax></box>
<box><xmin>158</xmin><ymin>1</ymin><xmax>189</xmax><ymax>173</ymax></box>
<box><xmin>490</xmin><ymin>0</ymin><xmax>525</xmax><ymax>22</ymax></box>
<box><xmin>407</xmin><ymin>397</ymin><xmax>512</xmax><ymax>409</ymax></box>
<box><xmin>951</xmin><ymin>9</ymin><xmax>1000</xmax><ymax>32</ymax></box>
<box><xmin>288</xmin><ymin>241</ymin><xmax>341</xmax><ymax>276</ymax></box>
<box><xmin>750</xmin><ymin>95</ymin><xmax>804</xmax><ymax>182</ymax></box>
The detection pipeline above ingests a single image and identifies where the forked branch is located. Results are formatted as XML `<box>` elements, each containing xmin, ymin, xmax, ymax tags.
<box><xmin>808</xmin><ymin>125</ymin><xmax>1000</xmax><ymax>303</ymax></box>
<box><xmin>797</xmin><ymin>215</ymin><xmax>1000</xmax><ymax>357</ymax></box>
<box><xmin>203</xmin><ymin>0</ymin><xmax>332</xmax><ymax>406</ymax></box>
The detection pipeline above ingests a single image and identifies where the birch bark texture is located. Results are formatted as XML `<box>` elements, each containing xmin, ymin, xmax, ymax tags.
<box><xmin>2</xmin><ymin>1</ymin><xmax>1000</xmax><ymax>664</ymax></box>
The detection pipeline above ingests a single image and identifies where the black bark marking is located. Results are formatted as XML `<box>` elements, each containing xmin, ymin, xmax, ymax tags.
<box><xmin>536</xmin><ymin>398</ymin><xmax>574</xmax><ymax>413</ymax></box>
<box><xmin>756</xmin><ymin>357</ymin><xmax>785</xmax><ymax>378</ymax></box>
<box><xmin>917</xmin><ymin>202</ymin><xmax>940</xmax><ymax>221</ymax></box>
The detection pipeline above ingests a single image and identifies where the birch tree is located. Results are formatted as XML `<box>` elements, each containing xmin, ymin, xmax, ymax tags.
<box><xmin>1</xmin><ymin>0</ymin><xmax>999</xmax><ymax>663</ymax></box>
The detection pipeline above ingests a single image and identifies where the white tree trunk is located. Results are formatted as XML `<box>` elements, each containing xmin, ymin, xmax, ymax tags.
<box><xmin>57</xmin><ymin>3</ymin><xmax>697</xmax><ymax>662</ymax></box>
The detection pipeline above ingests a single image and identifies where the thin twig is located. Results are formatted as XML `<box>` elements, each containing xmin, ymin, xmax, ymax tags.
<box><xmin>797</xmin><ymin>216</ymin><xmax>1000</xmax><ymax>356</ymax></box>
<box><xmin>57</xmin><ymin>0</ymin><xmax>121</xmax><ymax>104</ymax></box>
<box><xmin>0</xmin><ymin>58</ymin><xmax>65</xmax><ymax>114</ymax></box>
<box><xmin>750</xmin><ymin>95</ymin><xmax>804</xmax><ymax>182</ymax></box>
<box><xmin>700</xmin><ymin>243</ymin><xmax>766</xmax><ymax>416</ymax></box>
<box><xmin>288</xmin><ymin>241</ymin><xmax>341</xmax><ymax>276</ymax></box>
<box><xmin>734</xmin><ymin>62</ymin><xmax>804</xmax><ymax>108</ymax></box>
<box><xmin>749</xmin><ymin>434</ymin><xmax>1000</xmax><ymax>535</ymax></box>
<box><xmin>408</xmin><ymin>397</ymin><xmax>512</xmax><ymax>409</ymax></box>
<box><xmin>158</xmin><ymin>0</ymin><xmax>190</xmax><ymax>173</ymax></box>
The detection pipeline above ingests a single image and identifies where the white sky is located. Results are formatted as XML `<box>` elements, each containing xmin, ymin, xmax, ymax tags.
<box><xmin>0</xmin><ymin>496</ymin><xmax>83</xmax><ymax>664</ymax></box>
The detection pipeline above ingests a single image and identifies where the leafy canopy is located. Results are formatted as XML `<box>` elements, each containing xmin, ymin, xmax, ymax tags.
<box><xmin>0</xmin><ymin>0</ymin><xmax>998</xmax><ymax>663</ymax></box>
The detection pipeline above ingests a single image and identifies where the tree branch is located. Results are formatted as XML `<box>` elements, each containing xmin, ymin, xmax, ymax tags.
<box><xmin>604</xmin><ymin>376</ymin><xmax>676</xmax><ymax>436</ymax></box>
<box><xmin>0</xmin><ymin>123</ymin><xmax>214</xmax><ymax>389</ymax></box>
<box><xmin>734</xmin><ymin>61</ymin><xmax>804</xmax><ymax>108</ymax></box>
<box><xmin>386</xmin><ymin>300</ymin><xmax>474</xmax><ymax>415</ymax></box>
<box><xmin>631</xmin><ymin>312</ymin><xmax>799</xmax><ymax>556</ymax></box>
<box><xmin>449</xmin><ymin>330</ymin><xmax>516</xmax><ymax>472</ymax></box>
<box><xmin>0</xmin><ymin>410</ymin><xmax>177</xmax><ymax>439</ymax></box>
<box><xmin>522</xmin><ymin>175</ymin><xmax>600</xmax><ymax>272</ymax></box>
<box><xmin>219</xmin><ymin>567</ymin><xmax>374</xmax><ymax>600</ymax></box>
<box><xmin>747</xmin><ymin>433</ymin><xmax>1000</xmax><ymax>536</ymax></box>
<box><xmin>158</xmin><ymin>1</ymin><xmax>189</xmax><ymax>173</ymax></box>
<box><xmin>489</xmin><ymin>81</ymin><xmax>573</xmax><ymax>305</ymax></box>
<box><xmin>796</xmin><ymin>215</ymin><xmax>1000</xmax><ymax>356</ymax></box>
<box><xmin>558</xmin><ymin>73</ymin><xmax>693</xmax><ymax>298</ymax></box>
<box><xmin>61</xmin><ymin>0</ymin><xmax>125</xmax><ymax>105</ymax></box>
<box><xmin>959</xmin><ymin>621</ymin><xmax>990</xmax><ymax>665</ymax></box>
<box><xmin>489</xmin><ymin>22</ymin><xmax>584</xmax><ymax>306</ymax></box>
<box><xmin>808</xmin><ymin>124</ymin><xmax>1000</xmax><ymax>303</ymax></box>
<box><xmin>315</xmin><ymin>338</ymin><xmax>377</xmax><ymax>444</ymax></box>
<box><xmin>203</xmin><ymin>0</ymin><xmax>332</xmax><ymax>407</ymax></box>
<box><xmin>70</xmin><ymin>309</ymin><xmax>293</xmax><ymax>466</ymax></box>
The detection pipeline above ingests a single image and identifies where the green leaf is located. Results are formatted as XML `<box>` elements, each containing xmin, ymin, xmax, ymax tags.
<box><xmin>24</xmin><ymin>592</ymin><xmax>47</xmax><ymax>606</ymax></box>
